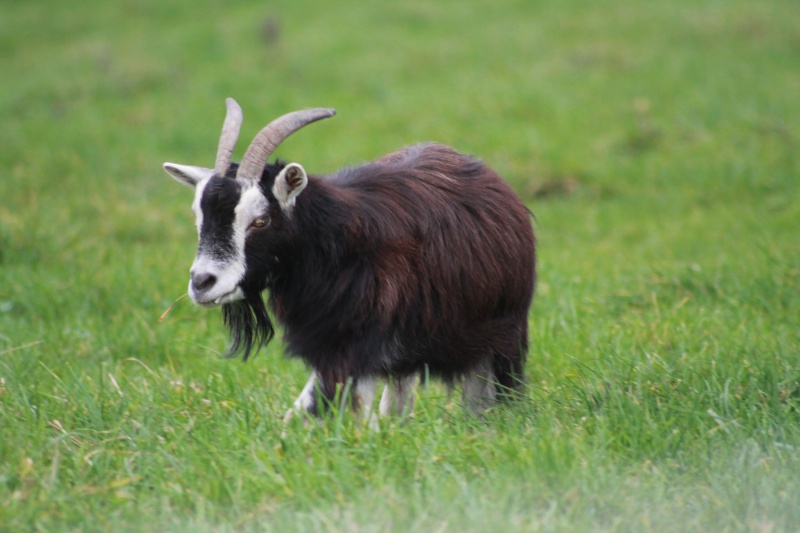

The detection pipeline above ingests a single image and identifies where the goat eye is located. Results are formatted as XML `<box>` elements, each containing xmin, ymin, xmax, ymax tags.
<box><xmin>250</xmin><ymin>217</ymin><xmax>268</xmax><ymax>229</ymax></box>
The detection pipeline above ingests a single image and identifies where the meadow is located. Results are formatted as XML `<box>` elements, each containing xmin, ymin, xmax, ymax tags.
<box><xmin>1</xmin><ymin>0</ymin><xmax>798</xmax><ymax>531</ymax></box>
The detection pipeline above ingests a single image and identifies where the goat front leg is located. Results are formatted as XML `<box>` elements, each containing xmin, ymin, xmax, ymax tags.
<box><xmin>283</xmin><ymin>371</ymin><xmax>319</xmax><ymax>424</ymax></box>
<box><xmin>355</xmin><ymin>377</ymin><xmax>379</xmax><ymax>430</ymax></box>
<box><xmin>283</xmin><ymin>371</ymin><xmax>382</xmax><ymax>432</ymax></box>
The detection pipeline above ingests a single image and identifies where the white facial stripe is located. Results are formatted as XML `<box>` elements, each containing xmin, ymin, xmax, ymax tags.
<box><xmin>233</xmin><ymin>181</ymin><xmax>270</xmax><ymax>253</ymax></box>
<box><xmin>191</xmin><ymin>176</ymin><xmax>212</xmax><ymax>234</ymax></box>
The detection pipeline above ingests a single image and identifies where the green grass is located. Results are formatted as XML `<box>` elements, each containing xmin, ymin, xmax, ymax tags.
<box><xmin>1</xmin><ymin>0</ymin><xmax>799</xmax><ymax>531</ymax></box>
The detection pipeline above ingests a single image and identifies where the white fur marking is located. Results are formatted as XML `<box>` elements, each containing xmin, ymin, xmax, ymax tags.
<box><xmin>234</xmin><ymin>181</ymin><xmax>270</xmax><ymax>241</ymax></box>
<box><xmin>187</xmin><ymin>255</ymin><xmax>244</xmax><ymax>306</ymax></box>
<box><xmin>462</xmin><ymin>359</ymin><xmax>496</xmax><ymax>413</ymax></box>
<box><xmin>283</xmin><ymin>371</ymin><xmax>319</xmax><ymax>424</ymax></box>
<box><xmin>191</xmin><ymin>176</ymin><xmax>212</xmax><ymax>234</ymax></box>
<box><xmin>356</xmin><ymin>377</ymin><xmax>379</xmax><ymax>429</ymax></box>
<box><xmin>296</xmin><ymin>371</ymin><xmax>318</xmax><ymax>411</ymax></box>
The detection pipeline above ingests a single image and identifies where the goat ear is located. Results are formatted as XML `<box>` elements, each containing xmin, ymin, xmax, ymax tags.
<box><xmin>163</xmin><ymin>163</ymin><xmax>215</xmax><ymax>188</ymax></box>
<box><xmin>273</xmin><ymin>163</ymin><xmax>308</xmax><ymax>211</ymax></box>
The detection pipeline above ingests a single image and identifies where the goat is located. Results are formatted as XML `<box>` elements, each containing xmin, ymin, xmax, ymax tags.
<box><xmin>163</xmin><ymin>98</ymin><xmax>536</xmax><ymax>422</ymax></box>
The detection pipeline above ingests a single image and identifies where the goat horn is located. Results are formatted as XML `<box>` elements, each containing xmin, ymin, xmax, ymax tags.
<box><xmin>214</xmin><ymin>98</ymin><xmax>244</xmax><ymax>177</ymax></box>
<box><xmin>237</xmin><ymin>108</ymin><xmax>336</xmax><ymax>180</ymax></box>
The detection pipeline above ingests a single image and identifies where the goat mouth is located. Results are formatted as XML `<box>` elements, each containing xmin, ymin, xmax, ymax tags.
<box><xmin>192</xmin><ymin>287</ymin><xmax>243</xmax><ymax>308</ymax></box>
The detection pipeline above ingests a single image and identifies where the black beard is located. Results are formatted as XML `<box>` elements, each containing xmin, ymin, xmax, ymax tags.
<box><xmin>221</xmin><ymin>291</ymin><xmax>274</xmax><ymax>361</ymax></box>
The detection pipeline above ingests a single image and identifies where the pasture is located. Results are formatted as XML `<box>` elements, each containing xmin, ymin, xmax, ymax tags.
<box><xmin>1</xmin><ymin>0</ymin><xmax>798</xmax><ymax>531</ymax></box>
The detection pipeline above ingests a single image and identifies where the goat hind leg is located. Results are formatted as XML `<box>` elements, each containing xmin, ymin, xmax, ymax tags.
<box><xmin>463</xmin><ymin>358</ymin><xmax>497</xmax><ymax>414</ymax></box>
<box><xmin>379</xmin><ymin>374</ymin><xmax>417</xmax><ymax>417</ymax></box>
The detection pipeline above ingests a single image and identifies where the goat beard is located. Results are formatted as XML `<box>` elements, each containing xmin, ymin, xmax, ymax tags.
<box><xmin>221</xmin><ymin>291</ymin><xmax>274</xmax><ymax>361</ymax></box>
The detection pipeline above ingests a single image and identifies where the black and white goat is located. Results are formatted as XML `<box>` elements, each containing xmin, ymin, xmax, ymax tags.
<box><xmin>163</xmin><ymin>99</ymin><xmax>536</xmax><ymax>421</ymax></box>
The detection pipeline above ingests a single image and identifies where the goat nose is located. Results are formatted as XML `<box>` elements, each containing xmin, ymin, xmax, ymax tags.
<box><xmin>190</xmin><ymin>271</ymin><xmax>217</xmax><ymax>293</ymax></box>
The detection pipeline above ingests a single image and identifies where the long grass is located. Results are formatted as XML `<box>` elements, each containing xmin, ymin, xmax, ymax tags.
<box><xmin>1</xmin><ymin>0</ymin><xmax>798</xmax><ymax>531</ymax></box>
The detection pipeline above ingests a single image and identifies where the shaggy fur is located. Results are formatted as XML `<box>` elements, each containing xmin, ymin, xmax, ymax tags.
<box><xmin>214</xmin><ymin>144</ymin><xmax>536</xmax><ymax>413</ymax></box>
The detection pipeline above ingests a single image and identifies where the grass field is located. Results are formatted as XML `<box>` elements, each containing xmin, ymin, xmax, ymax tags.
<box><xmin>1</xmin><ymin>0</ymin><xmax>799</xmax><ymax>531</ymax></box>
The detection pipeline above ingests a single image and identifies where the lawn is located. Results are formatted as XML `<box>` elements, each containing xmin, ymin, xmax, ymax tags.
<box><xmin>1</xmin><ymin>0</ymin><xmax>798</xmax><ymax>531</ymax></box>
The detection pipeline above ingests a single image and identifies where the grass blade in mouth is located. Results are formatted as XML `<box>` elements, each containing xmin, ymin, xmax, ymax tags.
<box><xmin>158</xmin><ymin>293</ymin><xmax>189</xmax><ymax>323</ymax></box>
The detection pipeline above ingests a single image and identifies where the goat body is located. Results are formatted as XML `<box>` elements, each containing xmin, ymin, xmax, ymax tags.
<box><xmin>164</xmin><ymin>101</ymin><xmax>535</xmax><ymax>419</ymax></box>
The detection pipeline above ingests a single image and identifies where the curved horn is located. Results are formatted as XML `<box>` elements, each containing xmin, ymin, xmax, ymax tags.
<box><xmin>237</xmin><ymin>108</ymin><xmax>336</xmax><ymax>180</ymax></box>
<box><xmin>214</xmin><ymin>98</ymin><xmax>244</xmax><ymax>177</ymax></box>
